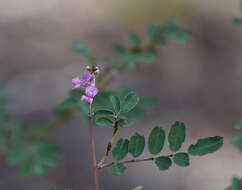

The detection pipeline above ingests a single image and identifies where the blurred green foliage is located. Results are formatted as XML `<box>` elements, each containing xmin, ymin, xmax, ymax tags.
<box><xmin>232</xmin><ymin>18</ymin><xmax>242</xmax><ymax>26</ymax></box>
<box><xmin>49</xmin><ymin>188</ymin><xmax>72</xmax><ymax>190</ymax></box>
<box><xmin>0</xmin><ymin>88</ymin><xmax>59</xmax><ymax>176</ymax></box>
<box><xmin>111</xmin><ymin>21</ymin><xmax>191</xmax><ymax>69</ymax></box>
<box><xmin>232</xmin><ymin>0</ymin><xmax>242</xmax><ymax>27</ymax></box>
<box><xmin>231</xmin><ymin>177</ymin><xmax>242</xmax><ymax>190</ymax></box>
<box><xmin>233</xmin><ymin>119</ymin><xmax>242</xmax><ymax>152</ymax></box>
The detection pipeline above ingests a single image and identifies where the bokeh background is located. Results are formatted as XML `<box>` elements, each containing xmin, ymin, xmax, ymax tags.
<box><xmin>1</xmin><ymin>0</ymin><xmax>242</xmax><ymax>189</ymax></box>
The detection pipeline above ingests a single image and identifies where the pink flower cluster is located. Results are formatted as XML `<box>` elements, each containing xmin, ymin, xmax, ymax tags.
<box><xmin>72</xmin><ymin>66</ymin><xmax>99</xmax><ymax>104</ymax></box>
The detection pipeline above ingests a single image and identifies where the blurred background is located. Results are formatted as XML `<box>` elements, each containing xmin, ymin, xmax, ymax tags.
<box><xmin>0</xmin><ymin>0</ymin><xmax>242</xmax><ymax>189</ymax></box>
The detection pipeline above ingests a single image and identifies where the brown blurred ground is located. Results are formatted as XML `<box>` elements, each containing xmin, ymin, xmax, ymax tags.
<box><xmin>1</xmin><ymin>0</ymin><xmax>242</xmax><ymax>190</ymax></box>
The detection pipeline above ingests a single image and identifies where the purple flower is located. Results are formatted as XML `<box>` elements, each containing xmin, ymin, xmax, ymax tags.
<box><xmin>72</xmin><ymin>72</ymin><xmax>92</xmax><ymax>89</ymax></box>
<box><xmin>82</xmin><ymin>72</ymin><xmax>92</xmax><ymax>83</ymax></box>
<box><xmin>72</xmin><ymin>66</ymin><xmax>99</xmax><ymax>104</ymax></box>
<box><xmin>85</xmin><ymin>86</ymin><xmax>98</xmax><ymax>98</ymax></box>
<box><xmin>81</xmin><ymin>95</ymin><xmax>93</xmax><ymax>104</ymax></box>
<box><xmin>72</xmin><ymin>77</ymin><xmax>81</xmax><ymax>89</ymax></box>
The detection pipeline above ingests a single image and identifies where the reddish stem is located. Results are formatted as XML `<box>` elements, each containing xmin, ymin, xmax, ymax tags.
<box><xmin>88</xmin><ymin>106</ymin><xmax>101</xmax><ymax>190</ymax></box>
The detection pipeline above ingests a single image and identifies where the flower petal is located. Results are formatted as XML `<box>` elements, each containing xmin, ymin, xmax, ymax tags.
<box><xmin>85</xmin><ymin>86</ymin><xmax>98</xmax><ymax>97</ymax></box>
<box><xmin>81</xmin><ymin>95</ymin><xmax>93</xmax><ymax>104</ymax></box>
<box><xmin>72</xmin><ymin>77</ymin><xmax>81</xmax><ymax>89</ymax></box>
<box><xmin>82</xmin><ymin>72</ymin><xmax>92</xmax><ymax>82</ymax></box>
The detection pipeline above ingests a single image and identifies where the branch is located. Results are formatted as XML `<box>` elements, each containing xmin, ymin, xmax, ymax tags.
<box><xmin>99</xmin><ymin>154</ymin><xmax>173</xmax><ymax>169</ymax></box>
<box><xmin>98</xmin><ymin>121</ymin><xmax>120</xmax><ymax>167</ymax></box>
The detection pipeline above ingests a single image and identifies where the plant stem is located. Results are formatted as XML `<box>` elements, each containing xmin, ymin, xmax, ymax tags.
<box><xmin>88</xmin><ymin>105</ymin><xmax>101</xmax><ymax>190</ymax></box>
<box><xmin>98</xmin><ymin>122</ymin><xmax>120</xmax><ymax>167</ymax></box>
<box><xmin>99</xmin><ymin>154</ymin><xmax>173</xmax><ymax>169</ymax></box>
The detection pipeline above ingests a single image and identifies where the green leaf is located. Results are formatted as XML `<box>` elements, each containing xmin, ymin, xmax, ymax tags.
<box><xmin>33</xmin><ymin>163</ymin><xmax>47</xmax><ymax>176</ymax></box>
<box><xmin>232</xmin><ymin>18</ymin><xmax>242</xmax><ymax>26</ymax></box>
<box><xmin>234</xmin><ymin>118</ymin><xmax>242</xmax><ymax>129</ymax></box>
<box><xmin>110</xmin><ymin>163</ymin><xmax>126</xmax><ymax>175</ymax></box>
<box><xmin>162</xmin><ymin>20</ymin><xmax>178</xmax><ymax>37</ymax></box>
<box><xmin>94</xmin><ymin>110</ymin><xmax>114</xmax><ymax>117</ymax></box>
<box><xmin>173</xmin><ymin>152</ymin><xmax>190</xmax><ymax>167</ymax></box>
<box><xmin>148</xmin><ymin>126</ymin><xmax>165</xmax><ymax>155</ymax></box>
<box><xmin>132</xmin><ymin>186</ymin><xmax>143</xmax><ymax>190</ymax></box>
<box><xmin>72</xmin><ymin>42</ymin><xmax>92</xmax><ymax>59</ymax></box>
<box><xmin>36</xmin><ymin>142</ymin><xmax>59</xmax><ymax>166</ymax></box>
<box><xmin>113</xmin><ymin>44</ymin><xmax>126</xmax><ymax>55</ymax></box>
<box><xmin>232</xmin><ymin>177</ymin><xmax>242</xmax><ymax>190</ymax></box>
<box><xmin>10</xmin><ymin>124</ymin><xmax>27</xmax><ymax>142</ymax></box>
<box><xmin>147</xmin><ymin>24</ymin><xmax>159</xmax><ymax>39</ymax></box>
<box><xmin>110</xmin><ymin>96</ymin><xmax>121</xmax><ymax>113</ymax></box>
<box><xmin>117</xmin><ymin>118</ymin><xmax>133</xmax><ymax>127</ymax></box>
<box><xmin>20</xmin><ymin>160</ymin><xmax>35</xmax><ymax>176</ymax></box>
<box><xmin>7</xmin><ymin>140</ymin><xmax>59</xmax><ymax>176</ymax></box>
<box><xmin>95</xmin><ymin>117</ymin><xmax>114</xmax><ymax>127</ymax></box>
<box><xmin>92</xmin><ymin>91</ymin><xmax>113</xmax><ymax>110</ymax></box>
<box><xmin>128</xmin><ymin>133</ymin><xmax>145</xmax><ymax>157</ymax></box>
<box><xmin>69</xmin><ymin>88</ymin><xmax>84</xmax><ymax>99</ymax></box>
<box><xmin>0</xmin><ymin>87</ymin><xmax>11</xmax><ymax>124</ymax></box>
<box><xmin>154</xmin><ymin>156</ymin><xmax>172</xmax><ymax>170</ymax></box>
<box><xmin>121</xmin><ymin>92</ymin><xmax>140</xmax><ymax>113</ymax></box>
<box><xmin>127</xmin><ymin>32</ymin><xmax>140</xmax><ymax>46</ymax></box>
<box><xmin>188</xmin><ymin>136</ymin><xmax>223</xmax><ymax>156</ymax></box>
<box><xmin>7</xmin><ymin>143</ymin><xmax>28</xmax><ymax>164</ymax></box>
<box><xmin>168</xmin><ymin>121</ymin><xmax>186</xmax><ymax>152</ymax></box>
<box><xmin>233</xmin><ymin>135</ymin><xmax>242</xmax><ymax>152</ymax></box>
<box><xmin>112</xmin><ymin>139</ymin><xmax>129</xmax><ymax>161</ymax></box>
<box><xmin>0</xmin><ymin>110</ymin><xmax>10</xmax><ymax>124</ymax></box>
<box><xmin>0</xmin><ymin>128</ymin><xmax>7</xmax><ymax>148</ymax></box>
<box><xmin>161</xmin><ymin>20</ymin><xmax>191</xmax><ymax>43</ymax></box>
<box><xmin>138</xmin><ymin>54</ymin><xmax>156</xmax><ymax>63</ymax></box>
<box><xmin>156</xmin><ymin>35</ymin><xmax>167</xmax><ymax>45</ymax></box>
<box><xmin>172</xmin><ymin>30</ymin><xmax>191</xmax><ymax>43</ymax></box>
<box><xmin>121</xmin><ymin>52</ymin><xmax>138</xmax><ymax>68</ymax></box>
<box><xmin>54</xmin><ymin>97</ymin><xmax>77</xmax><ymax>116</ymax></box>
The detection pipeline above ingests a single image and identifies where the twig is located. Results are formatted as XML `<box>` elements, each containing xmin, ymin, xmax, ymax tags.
<box><xmin>99</xmin><ymin>154</ymin><xmax>173</xmax><ymax>169</ymax></box>
<box><xmin>88</xmin><ymin>105</ymin><xmax>101</xmax><ymax>190</ymax></box>
<box><xmin>98</xmin><ymin>122</ymin><xmax>120</xmax><ymax>167</ymax></box>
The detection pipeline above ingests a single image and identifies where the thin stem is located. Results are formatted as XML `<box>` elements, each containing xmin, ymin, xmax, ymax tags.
<box><xmin>99</xmin><ymin>154</ymin><xmax>173</xmax><ymax>169</ymax></box>
<box><xmin>88</xmin><ymin>105</ymin><xmax>101</xmax><ymax>190</ymax></box>
<box><xmin>98</xmin><ymin>122</ymin><xmax>120</xmax><ymax>166</ymax></box>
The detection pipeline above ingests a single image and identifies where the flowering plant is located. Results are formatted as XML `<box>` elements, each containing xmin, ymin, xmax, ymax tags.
<box><xmin>0</xmin><ymin>20</ymin><xmax>225</xmax><ymax>190</ymax></box>
<box><xmin>66</xmin><ymin>65</ymin><xmax>223</xmax><ymax>190</ymax></box>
